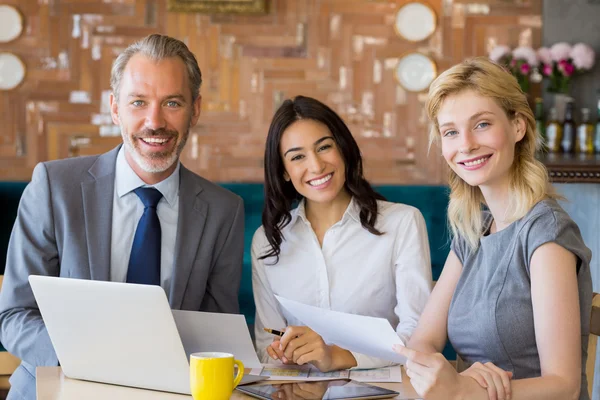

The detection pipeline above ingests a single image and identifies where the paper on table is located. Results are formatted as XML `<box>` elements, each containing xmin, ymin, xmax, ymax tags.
<box><xmin>350</xmin><ymin>367</ymin><xmax>402</xmax><ymax>383</ymax></box>
<box><xmin>250</xmin><ymin>364</ymin><xmax>349</xmax><ymax>381</ymax></box>
<box><xmin>249</xmin><ymin>364</ymin><xmax>402</xmax><ymax>383</ymax></box>
<box><xmin>172</xmin><ymin>310</ymin><xmax>261</xmax><ymax>368</ymax></box>
<box><xmin>275</xmin><ymin>295</ymin><xmax>406</xmax><ymax>365</ymax></box>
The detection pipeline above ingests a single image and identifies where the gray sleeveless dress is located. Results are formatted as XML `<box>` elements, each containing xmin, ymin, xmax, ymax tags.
<box><xmin>447</xmin><ymin>199</ymin><xmax>592</xmax><ymax>400</ymax></box>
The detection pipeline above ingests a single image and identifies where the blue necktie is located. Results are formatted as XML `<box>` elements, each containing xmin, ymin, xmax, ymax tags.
<box><xmin>127</xmin><ymin>187</ymin><xmax>163</xmax><ymax>286</ymax></box>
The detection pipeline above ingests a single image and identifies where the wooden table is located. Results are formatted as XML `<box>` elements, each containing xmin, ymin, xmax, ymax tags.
<box><xmin>36</xmin><ymin>366</ymin><xmax>420</xmax><ymax>399</ymax></box>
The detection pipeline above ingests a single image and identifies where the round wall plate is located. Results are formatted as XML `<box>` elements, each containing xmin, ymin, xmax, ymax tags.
<box><xmin>0</xmin><ymin>53</ymin><xmax>26</xmax><ymax>90</ymax></box>
<box><xmin>0</xmin><ymin>5</ymin><xmax>24</xmax><ymax>43</ymax></box>
<box><xmin>394</xmin><ymin>52</ymin><xmax>437</xmax><ymax>92</ymax></box>
<box><xmin>394</xmin><ymin>2</ymin><xmax>437</xmax><ymax>42</ymax></box>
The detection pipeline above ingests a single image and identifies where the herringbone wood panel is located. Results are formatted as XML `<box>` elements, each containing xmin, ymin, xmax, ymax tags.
<box><xmin>0</xmin><ymin>0</ymin><xmax>541</xmax><ymax>183</ymax></box>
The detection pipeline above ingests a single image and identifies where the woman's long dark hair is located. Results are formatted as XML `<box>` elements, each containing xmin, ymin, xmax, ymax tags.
<box><xmin>260</xmin><ymin>95</ymin><xmax>386</xmax><ymax>263</ymax></box>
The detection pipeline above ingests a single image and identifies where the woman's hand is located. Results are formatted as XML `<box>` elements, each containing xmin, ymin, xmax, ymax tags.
<box><xmin>264</xmin><ymin>327</ymin><xmax>331</xmax><ymax>368</ymax></box>
<box><xmin>266</xmin><ymin>336</ymin><xmax>291</xmax><ymax>364</ymax></box>
<box><xmin>279</xmin><ymin>326</ymin><xmax>334</xmax><ymax>371</ymax></box>
<box><xmin>268</xmin><ymin>326</ymin><xmax>355</xmax><ymax>372</ymax></box>
<box><xmin>460</xmin><ymin>362</ymin><xmax>513</xmax><ymax>400</ymax></box>
<box><xmin>394</xmin><ymin>344</ymin><xmax>468</xmax><ymax>400</ymax></box>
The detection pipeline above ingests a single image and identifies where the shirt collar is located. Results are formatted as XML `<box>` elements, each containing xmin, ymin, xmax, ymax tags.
<box><xmin>289</xmin><ymin>196</ymin><xmax>361</xmax><ymax>226</ymax></box>
<box><xmin>290</xmin><ymin>199</ymin><xmax>308</xmax><ymax>226</ymax></box>
<box><xmin>115</xmin><ymin>147</ymin><xmax>180</xmax><ymax>207</ymax></box>
<box><xmin>344</xmin><ymin>196</ymin><xmax>362</xmax><ymax>224</ymax></box>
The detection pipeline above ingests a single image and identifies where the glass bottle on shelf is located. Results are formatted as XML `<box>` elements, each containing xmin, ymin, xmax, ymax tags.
<box><xmin>594</xmin><ymin>91</ymin><xmax>600</xmax><ymax>153</ymax></box>
<box><xmin>534</xmin><ymin>97</ymin><xmax>546</xmax><ymax>147</ymax></box>
<box><xmin>561</xmin><ymin>100</ymin><xmax>575</xmax><ymax>154</ymax></box>
<box><xmin>576</xmin><ymin>108</ymin><xmax>594</xmax><ymax>154</ymax></box>
<box><xmin>545</xmin><ymin>108</ymin><xmax>562</xmax><ymax>153</ymax></box>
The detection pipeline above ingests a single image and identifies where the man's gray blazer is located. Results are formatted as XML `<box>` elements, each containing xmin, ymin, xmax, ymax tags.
<box><xmin>0</xmin><ymin>146</ymin><xmax>245</xmax><ymax>399</ymax></box>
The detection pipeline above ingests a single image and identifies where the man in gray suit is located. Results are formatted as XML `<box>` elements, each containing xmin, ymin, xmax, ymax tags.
<box><xmin>0</xmin><ymin>34</ymin><xmax>244</xmax><ymax>400</ymax></box>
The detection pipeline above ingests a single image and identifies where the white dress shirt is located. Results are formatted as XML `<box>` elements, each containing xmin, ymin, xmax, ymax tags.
<box><xmin>252</xmin><ymin>198</ymin><xmax>433</xmax><ymax>369</ymax></box>
<box><xmin>110</xmin><ymin>147</ymin><xmax>180</xmax><ymax>293</ymax></box>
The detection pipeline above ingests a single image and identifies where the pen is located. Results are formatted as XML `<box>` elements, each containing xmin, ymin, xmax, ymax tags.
<box><xmin>263</xmin><ymin>328</ymin><xmax>285</xmax><ymax>337</ymax></box>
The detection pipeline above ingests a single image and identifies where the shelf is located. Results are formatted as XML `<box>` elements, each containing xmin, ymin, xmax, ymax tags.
<box><xmin>538</xmin><ymin>153</ymin><xmax>600</xmax><ymax>183</ymax></box>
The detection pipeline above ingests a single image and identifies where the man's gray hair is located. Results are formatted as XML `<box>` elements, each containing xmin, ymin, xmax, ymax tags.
<box><xmin>110</xmin><ymin>34</ymin><xmax>202</xmax><ymax>102</ymax></box>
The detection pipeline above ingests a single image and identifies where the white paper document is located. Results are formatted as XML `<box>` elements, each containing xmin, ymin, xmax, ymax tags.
<box><xmin>172</xmin><ymin>310</ymin><xmax>262</xmax><ymax>368</ymax></box>
<box><xmin>350</xmin><ymin>367</ymin><xmax>403</xmax><ymax>382</ymax></box>
<box><xmin>275</xmin><ymin>295</ymin><xmax>406</xmax><ymax>365</ymax></box>
<box><xmin>249</xmin><ymin>364</ymin><xmax>402</xmax><ymax>383</ymax></box>
<box><xmin>250</xmin><ymin>364</ymin><xmax>349</xmax><ymax>382</ymax></box>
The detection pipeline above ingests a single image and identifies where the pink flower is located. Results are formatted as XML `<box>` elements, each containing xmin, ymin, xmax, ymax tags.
<box><xmin>489</xmin><ymin>45</ymin><xmax>511</xmax><ymax>63</ymax></box>
<box><xmin>564</xmin><ymin>63</ymin><xmax>575</xmax><ymax>76</ymax></box>
<box><xmin>537</xmin><ymin>47</ymin><xmax>552</xmax><ymax>65</ymax></box>
<box><xmin>570</xmin><ymin>43</ymin><xmax>596</xmax><ymax>70</ymax></box>
<box><xmin>520</xmin><ymin>63</ymin><xmax>531</xmax><ymax>74</ymax></box>
<box><xmin>510</xmin><ymin>58</ymin><xmax>517</xmax><ymax>67</ymax></box>
<box><xmin>513</xmin><ymin>46</ymin><xmax>538</xmax><ymax>66</ymax></box>
<box><xmin>558</xmin><ymin>60</ymin><xmax>575</xmax><ymax>77</ymax></box>
<box><xmin>550</xmin><ymin>42</ymin><xmax>572</xmax><ymax>61</ymax></box>
<box><xmin>543</xmin><ymin>64</ymin><xmax>553</xmax><ymax>76</ymax></box>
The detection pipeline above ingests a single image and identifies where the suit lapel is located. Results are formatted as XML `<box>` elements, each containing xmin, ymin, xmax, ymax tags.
<box><xmin>81</xmin><ymin>146</ymin><xmax>120</xmax><ymax>281</ymax></box>
<box><xmin>169</xmin><ymin>166</ymin><xmax>207</xmax><ymax>309</ymax></box>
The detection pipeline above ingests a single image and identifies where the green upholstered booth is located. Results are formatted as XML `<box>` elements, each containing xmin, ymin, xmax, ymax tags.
<box><xmin>0</xmin><ymin>182</ymin><xmax>453</xmax><ymax>358</ymax></box>
<box><xmin>0</xmin><ymin>182</ymin><xmax>28</xmax><ymax>374</ymax></box>
<box><xmin>0</xmin><ymin>183</ymin><xmax>28</xmax><ymax>280</ymax></box>
<box><xmin>221</xmin><ymin>183</ymin><xmax>454</xmax><ymax>359</ymax></box>
<box><xmin>220</xmin><ymin>184</ymin><xmax>452</xmax><ymax>327</ymax></box>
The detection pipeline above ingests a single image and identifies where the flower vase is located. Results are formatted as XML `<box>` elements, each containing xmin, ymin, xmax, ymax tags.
<box><xmin>553</xmin><ymin>93</ymin><xmax>571</xmax><ymax>122</ymax></box>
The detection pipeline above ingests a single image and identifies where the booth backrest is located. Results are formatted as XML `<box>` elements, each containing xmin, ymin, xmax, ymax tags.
<box><xmin>0</xmin><ymin>182</ymin><xmax>452</xmax><ymax>355</ymax></box>
<box><xmin>0</xmin><ymin>182</ymin><xmax>28</xmax><ymax>278</ymax></box>
<box><xmin>220</xmin><ymin>184</ymin><xmax>451</xmax><ymax>327</ymax></box>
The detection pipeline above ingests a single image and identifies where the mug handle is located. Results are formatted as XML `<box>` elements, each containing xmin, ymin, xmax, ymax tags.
<box><xmin>233</xmin><ymin>359</ymin><xmax>244</xmax><ymax>388</ymax></box>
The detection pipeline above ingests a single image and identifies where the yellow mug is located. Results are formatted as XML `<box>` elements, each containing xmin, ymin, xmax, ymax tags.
<box><xmin>190</xmin><ymin>352</ymin><xmax>244</xmax><ymax>400</ymax></box>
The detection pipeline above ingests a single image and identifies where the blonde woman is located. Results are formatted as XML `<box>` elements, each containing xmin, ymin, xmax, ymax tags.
<box><xmin>394</xmin><ymin>57</ymin><xmax>592</xmax><ymax>400</ymax></box>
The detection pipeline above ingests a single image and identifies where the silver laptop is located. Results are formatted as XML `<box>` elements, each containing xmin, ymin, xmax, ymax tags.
<box><xmin>29</xmin><ymin>275</ymin><xmax>264</xmax><ymax>394</ymax></box>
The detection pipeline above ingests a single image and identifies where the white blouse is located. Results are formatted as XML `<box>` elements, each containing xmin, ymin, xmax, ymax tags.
<box><xmin>251</xmin><ymin>198</ymin><xmax>433</xmax><ymax>369</ymax></box>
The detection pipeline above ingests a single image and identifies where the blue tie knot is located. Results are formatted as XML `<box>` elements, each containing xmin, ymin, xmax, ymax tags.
<box><xmin>134</xmin><ymin>187</ymin><xmax>163</xmax><ymax>209</ymax></box>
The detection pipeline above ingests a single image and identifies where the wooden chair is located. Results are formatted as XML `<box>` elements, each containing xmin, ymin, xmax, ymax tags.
<box><xmin>586</xmin><ymin>292</ymin><xmax>600</xmax><ymax>398</ymax></box>
<box><xmin>0</xmin><ymin>276</ymin><xmax>20</xmax><ymax>390</ymax></box>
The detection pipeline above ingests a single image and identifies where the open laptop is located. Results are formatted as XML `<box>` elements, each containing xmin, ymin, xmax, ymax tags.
<box><xmin>29</xmin><ymin>275</ymin><xmax>264</xmax><ymax>394</ymax></box>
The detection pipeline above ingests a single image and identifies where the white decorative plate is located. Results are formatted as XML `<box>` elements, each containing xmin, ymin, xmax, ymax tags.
<box><xmin>0</xmin><ymin>53</ymin><xmax>26</xmax><ymax>90</ymax></box>
<box><xmin>394</xmin><ymin>2</ymin><xmax>437</xmax><ymax>42</ymax></box>
<box><xmin>0</xmin><ymin>5</ymin><xmax>23</xmax><ymax>43</ymax></box>
<box><xmin>394</xmin><ymin>53</ymin><xmax>437</xmax><ymax>92</ymax></box>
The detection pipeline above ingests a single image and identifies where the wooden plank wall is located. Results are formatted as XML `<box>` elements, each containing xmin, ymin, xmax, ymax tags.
<box><xmin>0</xmin><ymin>0</ymin><xmax>541</xmax><ymax>183</ymax></box>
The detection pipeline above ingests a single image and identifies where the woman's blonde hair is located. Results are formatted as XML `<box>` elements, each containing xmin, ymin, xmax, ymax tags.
<box><xmin>426</xmin><ymin>57</ymin><xmax>557</xmax><ymax>250</ymax></box>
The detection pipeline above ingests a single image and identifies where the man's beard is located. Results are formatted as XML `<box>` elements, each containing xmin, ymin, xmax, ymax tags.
<box><xmin>121</xmin><ymin>126</ymin><xmax>189</xmax><ymax>173</ymax></box>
